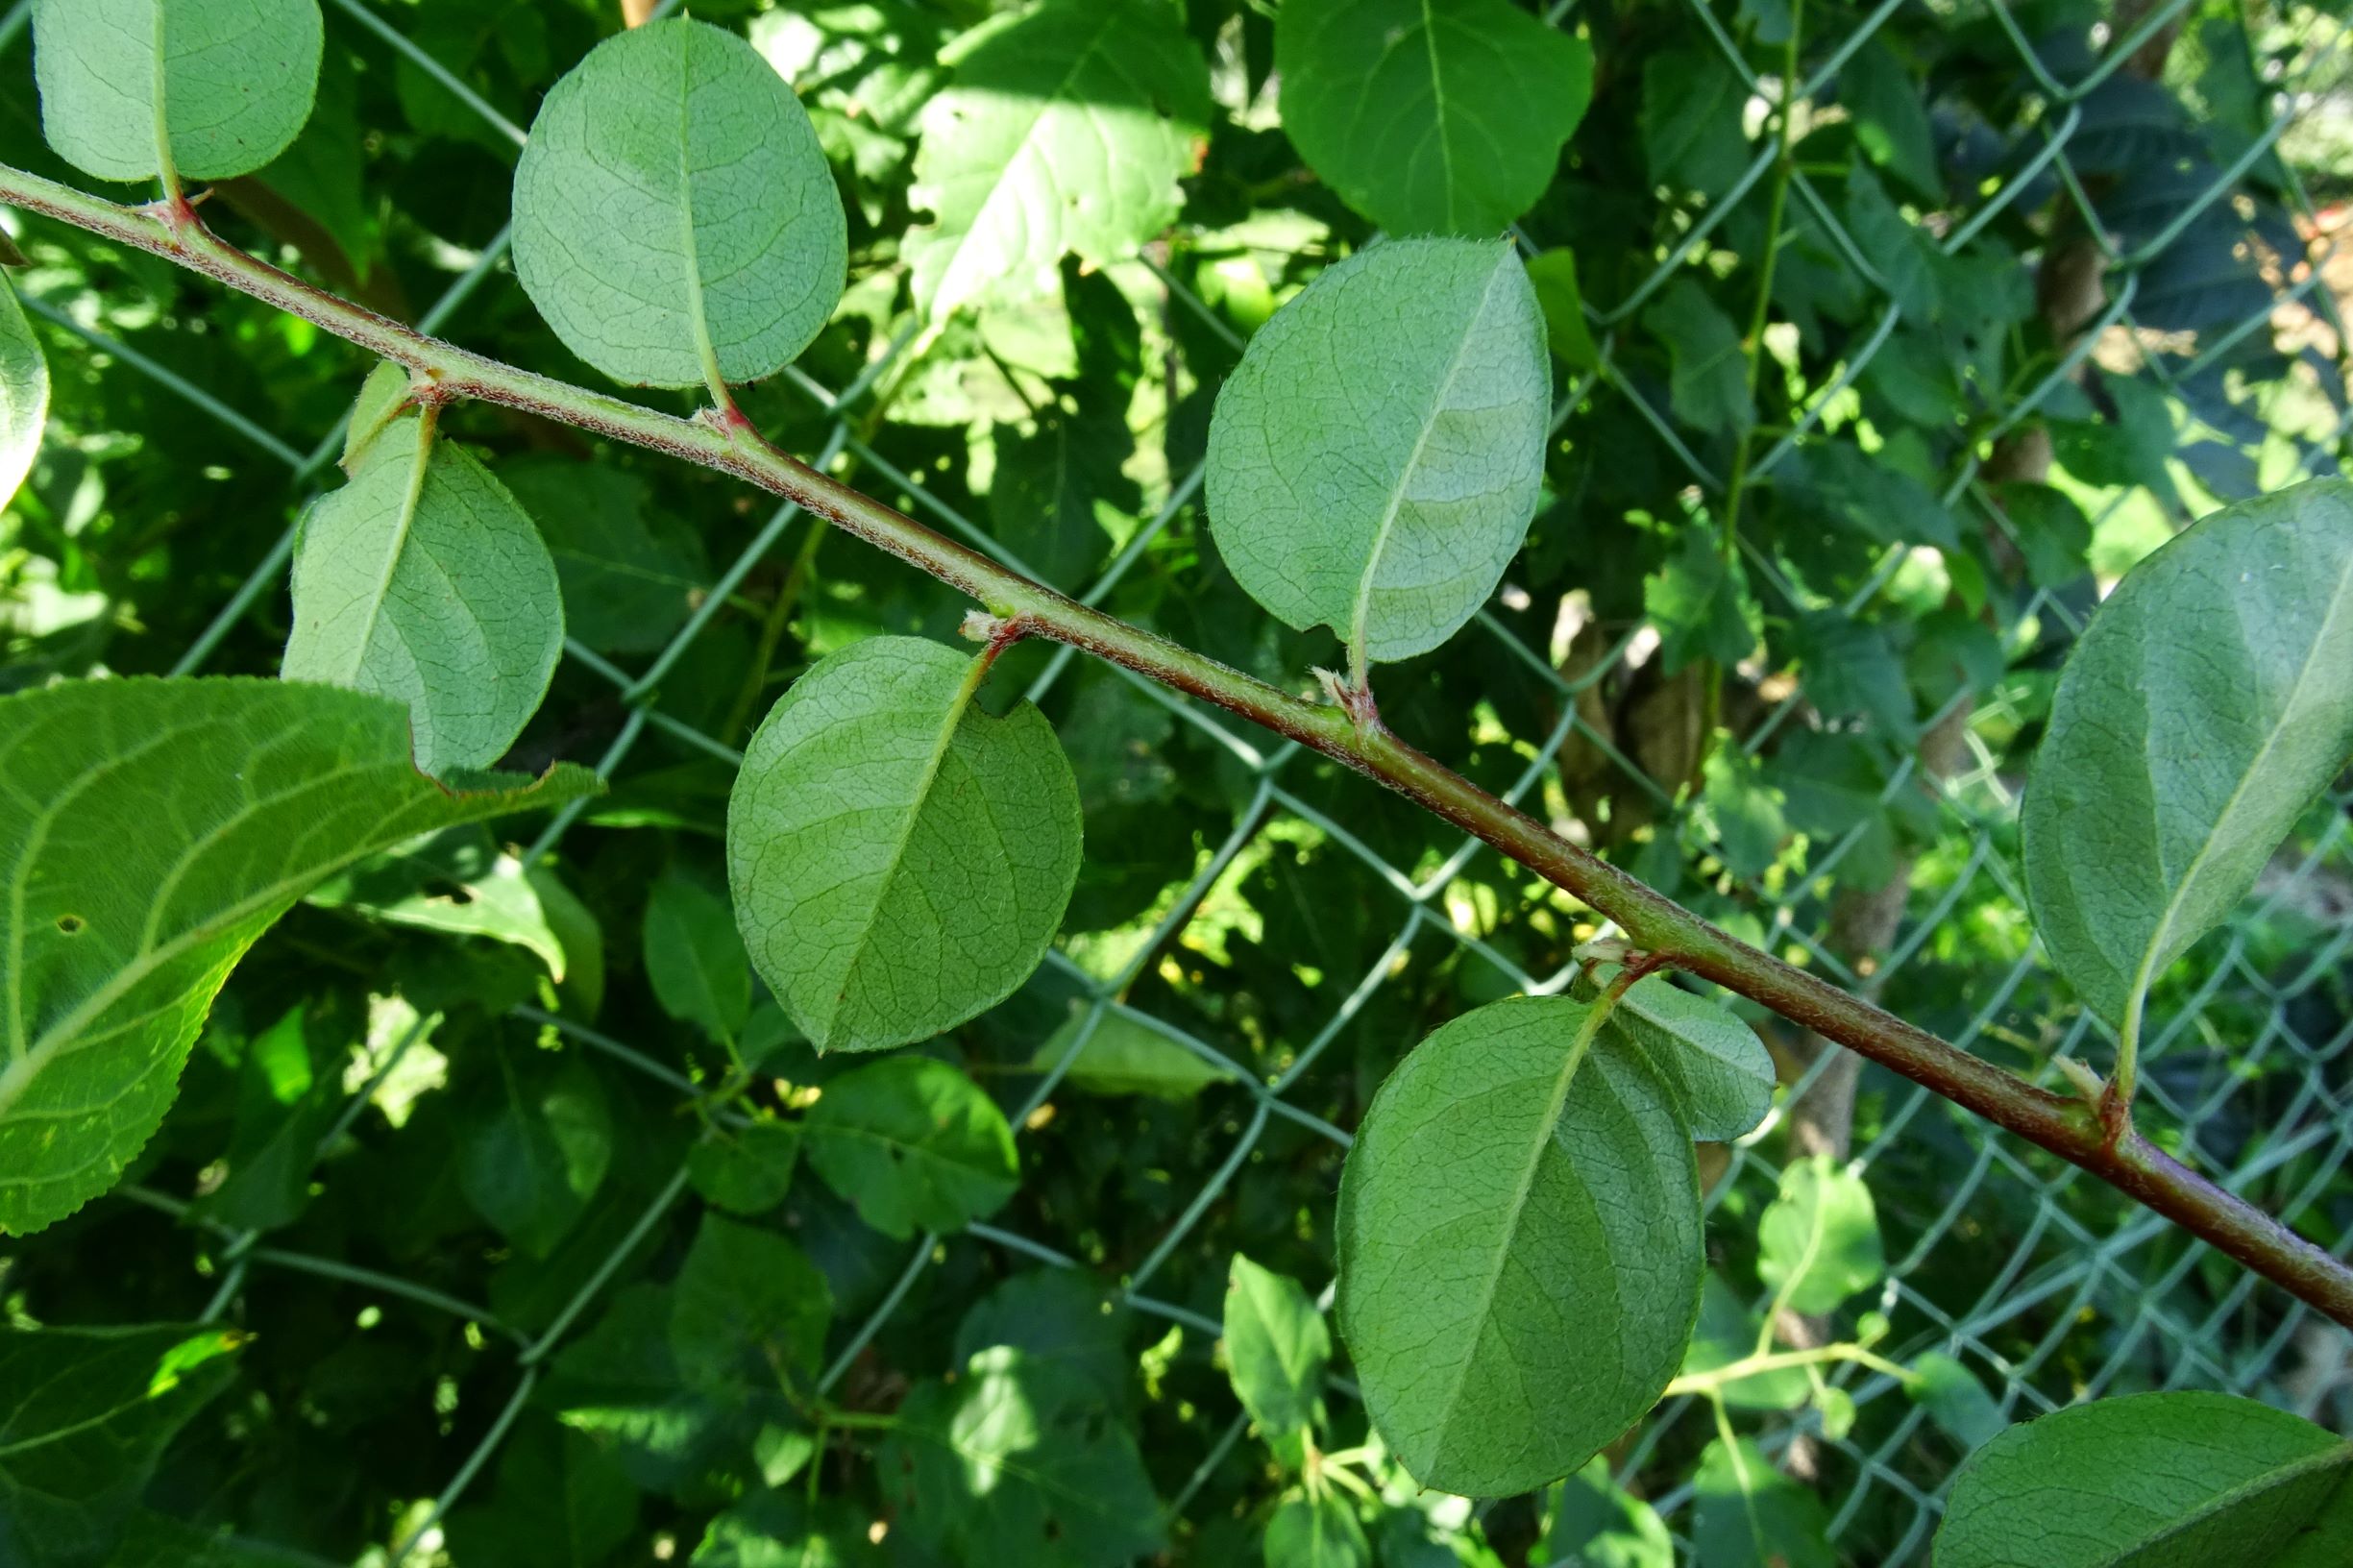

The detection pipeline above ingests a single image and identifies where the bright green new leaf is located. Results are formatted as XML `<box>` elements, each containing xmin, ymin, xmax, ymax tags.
<box><xmin>282</xmin><ymin>412</ymin><xmax>565</xmax><ymax>777</ymax></box>
<box><xmin>512</xmin><ymin>17</ymin><xmax>846</xmax><ymax>391</ymax></box>
<box><xmin>502</xmin><ymin>458</ymin><xmax>709</xmax><ymax>656</ymax></box>
<box><xmin>307</xmin><ymin>824</ymin><xmax>573</xmax><ymax>980</ymax></box>
<box><xmin>1545</xmin><ymin>1458</ymin><xmax>1674</xmax><ymax>1568</ymax></box>
<box><xmin>905</xmin><ymin>0</ymin><xmax>1211</xmax><ymax>319</ymax></box>
<box><xmin>879</xmin><ymin>1347</ymin><xmax>1165</xmax><ymax>1568</ymax></box>
<box><xmin>1602</xmin><ymin>974</ymin><xmax>1775</xmax><ymax>1141</ymax></box>
<box><xmin>458</xmin><ymin>1051</ymin><xmax>612</xmax><ymax>1259</ymax></box>
<box><xmin>669</xmin><ymin>1213</ymin><xmax>834</xmax><ymax>1395</ymax></box>
<box><xmin>0</xmin><ymin>677</ymin><xmax>596</xmax><ymax>1236</ymax></box>
<box><xmin>802</xmin><ymin>1056</ymin><xmax>1018</xmax><ymax>1238</ymax></box>
<box><xmin>1679</xmin><ymin>1275</ymin><xmax>1807</xmax><ymax>1411</ymax></box>
<box><xmin>1757</xmin><ymin>1154</ymin><xmax>1883</xmax><ymax>1314</ymax></box>
<box><xmin>2022</xmin><ymin>482</ymin><xmax>2353</xmax><ymax>1030</ymax></box>
<box><xmin>727</xmin><ymin>636</ymin><xmax>1082</xmax><ymax>1054</ymax></box>
<box><xmin>0</xmin><ymin>272</ymin><xmax>47</xmax><ymax>513</ymax></box>
<box><xmin>0</xmin><ymin>1323</ymin><xmax>244</xmax><ymax>1568</ymax></box>
<box><xmin>687</xmin><ymin>1121</ymin><xmax>801</xmax><ymax>1216</ymax></box>
<box><xmin>1029</xmin><ymin>1010</ymin><xmax>1236</xmax><ymax>1100</ymax></box>
<box><xmin>1275</xmin><ymin>0</ymin><xmax>1593</xmax><ymax>236</ymax></box>
<box><xmin>1207</xmin><ymin>238</ymin><xmax>1550</xmax><ymax>668</ymax></box>
<box><xmin>1264</xmin><ymin>1487</ymin><xmax>1369</xmax><ymax>1568</ymax></box>
<box><xmin>1936</xmin><ymin>1391</ymin><xmax>2353</xmax><ymax>1567</ymax></box>
<box><xmin>1336</xmin><ymin>995</ymin><xmax>1703</xmax><ymax>1497</ymax></box>
<box><xmin>1223</xmin><ymin>1253</ymin><xmax>1329</xmax><ymax>1441</ymax></box>
<box><xmin>1691</xmin><ymin>1437</ymin><xmax>1836</xmax><ymax>1568</ymax></box>
<box><xmin>644</xmin><ymin>872</ymin><xmax>752</xmax><ymax>1044</ymax></box>
<box><xmin>1526</xmin><ymin>250</ymin><xmax>1599</xmax><ymax>372</ymax></box>
<box><xmin>32</xmin><ymin>0</ymin><xmax>323</xmax><ymax>184</ymax></box>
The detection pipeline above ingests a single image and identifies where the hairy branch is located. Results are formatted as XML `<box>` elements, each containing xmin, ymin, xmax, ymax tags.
<box><xmin>8</xmin><ymin>162</ymin><xmax>2351</xmax><ymax>1327</ymax></box>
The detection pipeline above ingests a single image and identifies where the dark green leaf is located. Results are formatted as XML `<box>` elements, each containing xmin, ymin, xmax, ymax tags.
<box><xmin>644</xmin><ymin>871</ymin><xmax>752</xmax><ymax>1044</ymax></box>
<box><xmin>458</xmin><ymin>1051</ymin><xmax>612</xmax><ymax>1259</ymax></box>
<box><xmin>803</xmin><ymin>1056</ymin><xmax>1018</xmax><ymax>1238</ymax></box>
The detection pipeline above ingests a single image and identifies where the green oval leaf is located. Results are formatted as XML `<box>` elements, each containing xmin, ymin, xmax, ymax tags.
<box><xmin>906</xmin><ymin>0</ymin><xmax>1212</xmax><ymax>320</ymax></box>
<box><xmin>685</xmin><ymin>1120</ymin><xmax>801</xmax><ymax>1217</ymax></box>
<box><xmin>1207</xmin><ymin>237</ymin><xmax>1550</xmax><ymax>668</ymax></box>
<box><xmin>1756</xmin><ymin>1154</ymin><xmax>1883</xmax><ymax>1315</ymax></box>
<box><xmin>2022</xmin><ymin>481</ymin><xmax>2353</xmax><ymax>1027</ymax></box>
<box><xmin>282</xmin><ymin>410</ymin><xmax>565</xmax><ymax>777</ymax></box>
<box><xmin>512</xmin><ymin>17</ymin><xmax>846</xmax><ymax>390</ymax></box>
<box><xmin>1336</xmin><ymin>995</ymin><xmax>1702</xmax><ymax>1496</ymax></box>
<box><xmin>1264</xmin><ymin>1488</ymin><xmax>1369</xmax><ymax>1568</ymax></box>
<box><xmin>32</xmin><ymin>0</ymin><xmax>323</xmax><ymax>184</ymax></box>
<box><xmin>1601</xmin><ymin>973</ymin><xmax>1775</xmax><ymax>1141</ymax></box>
<box><xmin>1223</xmin><ymin>1253</ymin><xmax>1330</xmax><ymax>1440</ymax></box>
<box><xmin>0</xmin><ymin>273</ymin><xmax>47</xmax><ymax>513</ymax></box>
<box><xmin>1936</xmin><ymin>1392</ymin><xmax>2353</xmax><ymax>1568</ymax></box>
<box><xmin>457</xmin><ymin>1049</ymin><xmax>612</xmax><ymax>1260</ymax></box>
<box><xmin>726</xmin><ymin>635</ymin><xmax>1082</xmax><ymax>1054</ymax></box>
<box><xmin>1274</xmin><ymin>0</ymin><xmax>1593</xmax><ymax>236</ymax></box>
<box><xmin>669</xmin><ymin>1213</ymin><xmax>834</xmax><ymax>1394</ymax></box>
<box><xmin>502</xmin><ymin>457</ymin><xmax>709</xmax><ymax>657</ymax></box>
<box><xmin>802</xmin><ymin>1056</ymin><xmax>1017</xmax><ymax>1238</ymax></box>
<box><xmin>0</xmin><ymin>677</ymin><xmax>599</xmax><ymax>1236</ymax></box>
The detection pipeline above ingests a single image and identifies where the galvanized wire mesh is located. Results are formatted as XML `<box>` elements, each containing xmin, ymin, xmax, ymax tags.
<box><xmin>11</xmin><ymin>0</ymin><xmax>2353</xmax><ymax>1562</ymax></box>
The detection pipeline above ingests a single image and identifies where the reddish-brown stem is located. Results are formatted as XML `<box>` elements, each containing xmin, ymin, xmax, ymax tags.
<box><xmin>7</xmin><ymin>162</ymin><xmax>2349</xmax><ymax>1328</ymax></box>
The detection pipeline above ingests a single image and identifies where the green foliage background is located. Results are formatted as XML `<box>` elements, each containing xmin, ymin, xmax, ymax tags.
<box><xmin>4</xmin><ymin>0</ymin><xmax>2353</xmax><ymax>1564</ymax></box>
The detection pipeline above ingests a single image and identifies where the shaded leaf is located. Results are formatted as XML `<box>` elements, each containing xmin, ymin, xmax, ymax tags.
<box><xmin>1527</xmin><ymin>250</ymin><xmax>1600</xmax><ymax>372</ymax></box>
<box><xmin>1224</xmin><ymin>1254</ymin><xmax>1329</xmax><ymax>1440</ymax></box>
<box><xmin>644</xmin><ymin>871</ymin><xmax>751</xmax><ymax>1043</ymax></box>
<box><xmin>1028</xmin><ymin>1009</ymin><xmax>1236</xmax><ymax>1101</ymax></box>
<box><xmin>670</xmin><ymin>1213</ymin><xmax>833</xmax><ymax>1395</ymax></box>
<box><xmin>503</xmin><ymin>458</ymin><xmax>709</xmax><ymax>656</ymax></box>
<box><xmin>1691</xmin><ymin>1437</ymin><xmax>1835</xmax><ymax>1568</ymax></box>
<box><xmin>458</xmin><ymin>1051</ymin><xmax>612</xmax><ymax>1259</ymax></box>
<box><xmin>1644</xmin><ymin>278</ymin><xmax>1752</xmax><ymax>436</ymax></box>
<box><xmin>0</xmin><ymin>678</ymin><xmax>595</xmax><ymax>1235</ymax></box>
<box><xmin>1641</xmin><ymin>46</ymin><xmax>1751</xmax><ymax>197</ymax></box>
<box><xmin>803</xmin><ymin>1056</ymin><xmax>1017</xmax><ymax>1238</ymax></box>
<box><xmin>687</xmin><ymin>1122</ymin><xmax>801</xmax><ymax>1216</ymax></box>
<box><xmin>1545</xmin><ymin>1458</ymin><xmax>1674</xmax><ymax>1568</ymax></box>
<box><xmin>309</xmin><ymin>824</ymin><xmax>574</xmax><ymax>979</ymax></box>
<box><xmin>0</xmin><ymin>272</ymin><xmax>47</xmax><ymax>513</ymax></box>
<box><xmin>1264</xmin><ymin>1487</ymin><xmax>1369</xmax><ymax>1568</ymax></box>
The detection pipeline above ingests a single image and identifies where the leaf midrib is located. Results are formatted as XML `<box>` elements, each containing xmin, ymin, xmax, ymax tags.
<box><xmin>330</xmin><ymin>414</ymin><xmax>436</xmax><ymax>687</ymax></box>
<box><xmin>1345</xmin><ymin>250</ymin><xmax>1510</xmax><ymax>666</ymax></box>
<box><xmin>817</xmin><ymin>656</ymin><xmax>990</xmax><ymax>1045</ymax></box>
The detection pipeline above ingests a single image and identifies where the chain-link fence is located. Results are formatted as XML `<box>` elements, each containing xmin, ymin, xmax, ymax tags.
<box><xmin>10</xmin><ymin>0</ymin><xmax>2353</xmax><ymax>1562</ymax></box>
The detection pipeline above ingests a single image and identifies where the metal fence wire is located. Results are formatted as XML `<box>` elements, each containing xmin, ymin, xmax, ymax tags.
<box><xmin>8</xmin><ymin>0</ymin><xmax>2353</xmax><ymax>1563</ymax></box>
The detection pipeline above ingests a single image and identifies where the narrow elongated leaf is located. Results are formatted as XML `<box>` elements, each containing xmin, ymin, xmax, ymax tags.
<box><xmin>0</xmin><ymin>272</ymin><xmax>46</xmax><ymax>512</ymax></box>
<box><xmin>879</xmin><ymin>1347</ymin><xmax>1165</xmax><ymax>1568</ymax></box>
<box><xmin>1756</xmin><ymin>1156</ymin><xmax>1882</xmax><ymax>1314</ymax></box>
<box><xmin>32</xmin><ymin>0</ymin><xmax>324</xmax><ymax>184</ymax></box>
<box><xmin>2023</xmin><ymin>482</ymin><xmax>2353</xmax><ymax>1031</ymax></box>
<box><xmin>1223</xmin><ymin>1254</ymin><xmax>1330</xmax><ymax>1440</ymax></box>
<box><xmin>0</xmin><ymin>1324</ymin><xmax>244</xmax><ymax>1568</ymax></box>
<box><xmin>0</xmin><ymin>678</ymin><xmax>597</xmax><ymax>1236</ymax></box>
<box><xmin>643</xmin><ymin>872</ymin><xmax>752</xmax><ymax>1043</ymax></box>
<box><xmin>1602</xmin><ymin>974</ymin><xmax>1775</xmax><ymax>1141</ymax></box>
<box><xmin>1936</xmin><ymin>1392</ymin><xmax>2353</xmax><ymax>1567</ymax></box>
<box><xmin>727</xmin><ymin>636</ymin><xmax>1082</xmax><ymax>1054</ymax></box>
<box><xmin>512</xmin><ymin>18</ymin><xmax>846</xmax><ymax>391</ymax></box>
<box><xmin>1207</xmin><ymin>238</ymin><xmax>1550</xmax><ymax>667</ymax></box>
<box><xmin>906</xmin><ymin>0</ymin><xmax>1211</xmax><ymax>319</ymax></box>
<box><xmin>1275</xmin><ymin>0</ymin><xmax>1593</xmax><ymax>236</ymax></box>
<box><xmin>802</xmin><ymin>1056</ymin><xmax>1017</xmax><ymax>1238</ymax></box>
<box><xmin>1336</xmin><ymin>995</ymin><xmax>1703</xmax><ymax>1496</ymax></box>
<box><xmin>282</xmin><ymin>412</ymin><xmax>565</xmax><ymax>776</ymax></box>
<box><xmin>1028</xmin><ymin>1010</ymin><xmax>1235</xmax><ymax>1100</ymax></box>
<box><xmin>2022</xmin><ymin>482</ymin><xmax>2353</xmax><ymax>1026</ymax></box>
